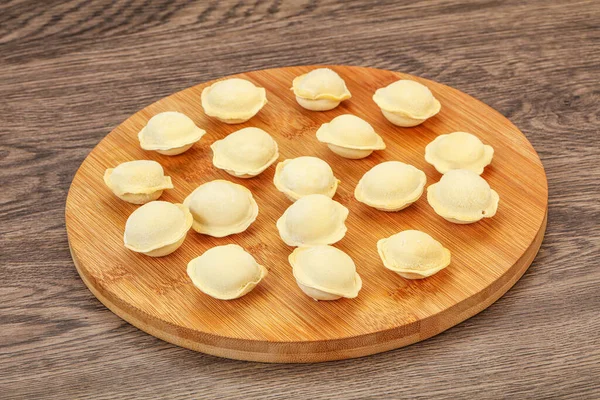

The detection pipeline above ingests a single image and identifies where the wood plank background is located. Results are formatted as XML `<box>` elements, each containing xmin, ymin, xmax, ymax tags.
<box><xmin>1</xmin><ymin>0</ymin><xmax>598</xmax><ymax>398</ymax></box>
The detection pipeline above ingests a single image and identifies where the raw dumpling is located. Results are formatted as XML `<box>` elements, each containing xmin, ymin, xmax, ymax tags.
<box><xmin>289</xmin><ymin>245</ymin><xmax>362</xmax><ymax>301</ymax></box>
<box><xmin>425</xmin><ymin>131</ymin><xmax>494</xmax><ymax>174</ymax></box>
<box><xmin>124</xmin><ymin>201</ymin><xmax>193</xmax><ymax>257</ymax></box>
<box><xmin>201</xmin><ymin>78</ymin><xmax>267</xmax><ymax>124</ymax></box>
<box><xmin>291</xmin><ymin>68</ymin><xmax>351</xmax><ymax>111</ymax></box>
<box><xmin>138</xmin><ymin>111</ymin><xmax>206</xmax><ymax>155</ymax></box>
<box><xmin>273</xmin><ymin>156</ymin><xmax>339</xmax><ymax>201</ymax></box>
<box><xmin>187</xmin><ymin>244</ymin><xmax>267</xmax><ymax>300</ymax></box>
<box><xmin>103</xmin><ymin>160</ymin><xmax>173</xmax><ymax>204</ymax></box>
<box><xmin>276</xmin><ymin>194</ymin><xmax>348</xmax><ymax>246</ymax></box>
<box><xmin>316</xmin><ymin>114</ymin><xmax>386</xmax><ymax>159</ymax></box>
<box><xmin>183</xmin><ymin>180</ymin><xmax>258</xmax><ymax>237</ymax></box>
<box><xmin>354</xmin><ymin>161</ymin><xmax>426</xmax><ymax>211</ymax></box>
<box><xmin>372</xmin><ymin>80</ymin><xmax>441</xmax><ymax>127</ymax></box>
<box><xmin>377</xmin><ymin>230</ymin><xmax>451</xmax><ymax>279</ymax></box>
<box><xmin>211</xmin><ymin>127</ymin><xmax>279</xmax><ymax>178</ymax></box>
<box><xmin>427</xmin><ymin>169</ymin><xmax>499</xmax><ymax>224</ymax></box>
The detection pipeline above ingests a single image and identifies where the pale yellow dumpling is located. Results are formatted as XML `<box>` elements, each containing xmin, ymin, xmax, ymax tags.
<box><xmin>427</xmin><ymin>169</ymin><xmax>499</xmax><ymax>224</ymax></box>
<box><xmin>425</xmin><ymin>131</ymin><xmax>494</xmax><ymax>174</ymax></box>
<box><xmin>103</xmin><ymin>160</ymin><xmax>173</xmax><ymax>204</ymax></box>
<box><xmin>273</xmin><ymin>156</ymin><xmax>339</xmax><ymax>201</ymax></box>
<box><xmin>187</xmin><ymin>244</ymin><xmax>267</xmax><ymax>300</ymax></box>
<box><xmin>372</xmin><ymin>80</ymin><xmax>441</xmax><ymax>127</ymax></box>
<box><xmin>183</xmin><ymin>180</ymin><xmax>258</xmax><ymax>237</ymax></box>
<box><xmin>289</xmin><ymin>245</ymin><xmax>362</xmax><ymax>301</ymax></box>
<box><xmin>124</xmin><ymin>201</ymin><xmax>193</xmax><ymax>257</ymax></box>
<box><xmin>201</xmin><ymin>78</ymin><xmax>267</xmax><ymax>124</ymax></box>
<box><xmin>276</xmin><ymin>194</ymin><xmax>348</xmax><ymax>246</ymax></box>
<box><xmin>138</xmin><ymin>111</ymin><xmax>206</xmax><ymax>155</ymax></box>
<box><xmin>291</xmin><ymin>68</ymin><xmax>351</xmax><ymax>111</ymax></box>
<box><xmin>377</xmin><ymin>230</ymin><xmax>451</xmax><ymax>279</ymax></box>
<box><xmin>355</xmin><ymin>161</ymin><xmax>426</xmax><ymax>211</ymax></box>
<box><xmin>316</xmin><ymin>114</ymin><xmax>386</xmax><ymax>159</ymax></box>
<box><xmin>211</xmin><ymin>127</ymin><xmax>279</xmax><ymax>178</ymax></box>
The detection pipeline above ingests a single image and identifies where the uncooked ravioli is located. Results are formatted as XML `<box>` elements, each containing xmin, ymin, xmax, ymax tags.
<box><xmin>123</xmin><ymin>201</ymin><xmax>193</xmax><ymax>257</ymax></box>
<box><xmin>276</xmin><ymin>194</ymin><xmax>348</xmax><ymax>246</ymax></box>
<box><xmin>201</xmin><ymin>78</ymin><xmax>267</xmax><ymax>124</ymax></box>
<box><xmin>372</xmin><ymin>80</ymin><xmax>441</xmax><ymax>127</ymax></box>
<box><xmin>291</xmin><ymin>68</ymin><xmax>351</xmax><ymax>111</ymax></box>
<box><xmin>211</xmin><ymin>127</ymin><xmax>279</xmax><ymax>178</ymax></box>
<box><xmin>377</xmin><ymin>230</ymin><xmax>451</xmax><ymax>279</ymax></box>
<box><xmin>289</xmin><ymin>245</ymin><xmax>362</xmax><ymax>301</ymax></box>
<box><xmin>316</xmin><ymin>114</ymin><xmax>386</xmax><ymax>159</ymax></box>
<box><xmin>138</xmin><ymin>111</ymin><xmax>206</xmax><ymax>155</ymax></box>
<box><xmin>273</xmin><ymin>156</ymin><xmax>339</xmax><ymax>201</ymax></box>
<box><xmin>184</xmin><ymin>180</ymin><xmax>258</xmax><ymax>237</ymax></box>
<box><xmin>187</xmin><ymin>244</ymin><xmax>267</xmax><ymax>300</ymax></box>
<box><xmin>103</xmin><ymin>160</ymin><xmax>173</xmax><ymax>204</ymax></box>
<box><xmin>354</xmin><ymin>161</ymin><xmax>426</xmax><ymax>211</ymax></box>
<box><xmin>427</xmin><ymin>169</ymin><xmax>499</xmax><ymax>224</ymax></box>
<box><xmin>425</xmin><ymin>131</ymin><xmax>494</xmax><ymax>174</ymax></box>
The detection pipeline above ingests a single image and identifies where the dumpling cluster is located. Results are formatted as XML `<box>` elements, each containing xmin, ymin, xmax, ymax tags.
<box><xmin>291</xmin><ymin>68</ymin><xmax>351</xmax><ymax>111</ymax></box>
<box><xmin>355</xmin><ymin>161</ymin><xmax>426</xmax><ymax>211</ymax></box>
<box><xmin>425</xmin><ymin>131</ymin><xmax>494</xmax><ymax>174</ymax></box>
<box><xmin>138</xmin><ymin>111</ymin><xmax>206</xmax><ymax>155</ymax></box>
<box><xmin>290</xmin><ymin>245</ymin><xmax>362</xmax><ymax>301</ymax></box>
<box><xmin>316</xmin><ymin>114</ymin><xmax>386</xmax><ymax>159</ymax></box>
<box><xmin>373</xmin><ymin>80</ymin><xmax>441</xmax><ymax>127</ymax></box>
<box><xmin>201</xmin><ymin>78</ymin><xmax>267</xmax><ymax>124</ymax></box>
<box><xmin>277</xmin><ymin>194</ymin><xmax>348</xmax><ymax>247</ymax></box>
<box><xmin>106</xmin><ymin>68</ymin><xmax>506</xmax><ymax>304</ymax></box>
<box><xmin>427</xmin><ymin>169</ymin><xmax>499</xmax><ymax>224</ymax></box>
<box><xmin>377</xmin><ymin>230</ymin><xmax>451</xmax><ymax>279</ymax></box>
<box><xmin>104</xmin><ymin>160</ymin><xmax>173</xmax><ymax>204</ymax></box>
<box><xmin>187</xmin><ymin>244</ymin><xmax>267</xmax><ymax>300</ymax></box>
<box><xmin>211</xmin><ymin>127</ymin><xmax>279</xmax><ymax>178</ymax></box>
<box><xmin>273</xmin><ymin>157</ymin><xmax>358</xmax><ymax>300</ymax></box>
<box><xmin>184</xmin><ymin>180</ymin><xmax>258</xmax><ymax>237</ymax></box>
<box><xmin>124</xmin><ymin>201</ymin><xmax>193</xmax><ymax>257</ymax></box>
<box><xmin>273</xmin><ymin>156</ymin><xmax>339</xmax><ymax>201</ymax></box>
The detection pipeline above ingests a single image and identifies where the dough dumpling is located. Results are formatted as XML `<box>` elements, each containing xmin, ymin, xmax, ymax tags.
<box><xmin>425</xmin><ymin>131</ymin><xmax>494</xmax><ymax>174</ymax></box>
<box><xmin>201</xmin><ymin>78</ymin><xmax>267</xmax><ymax>124</ymax></box>
<box><xmin>289</xmin><ymin>245</ymin><xmax>362</xmax><ymax>301</ymax></box>
<box><xmin>316</xmin><ymin>114</ymin><xmax>386</xmax><ymax>159</ymax></box>
<box><xmin>124</xmin><ymin>201</ymin><xmax>193</xmax><ymax>257</ymax></box>
<box><xmin>138</xmin><ymin>111</ymin><xmax>206</xmax><ymax>155</ymax></box>
<box><xmin>273</xmin><ymin>156</ymin><xmax>339</xmax><ymax>201</ymax></box>
<box><xmin>184</xmin><ymin>180</ymin><xmax>258</xmax><ymax>237</ymax></box>
<box><xmin>372</xmin><ymin>80</ymin><xmax>441</xmax><ymax>127</ymax></box>
<box><xmin>377</xmin><ymin>230</ymin><xmax>451</xmax><ymax>279</ymax></box>
<box><xmin>354</xmin><ymin>161</ymin><xmax>426</xmax><ymax>211</ymax></box>
<box><xmin>104</xmin><ymin>160</ymin><xmax>173</xmax><ymax>204</ymax></box>
<box><xmin>276</xmin><ymin>194</ymin><xmax>348</xmax><ymax>246</ymax></box>
<box><xmin>211</xmin><ymin>127</ymin><xmax>279</xmax><ymax>178</ymax></box>
<box><xmin>187</xmin><ymin>244</ymin><xmax>267</xmax><ymax>300</ymax></box>
<box><xmin>291</xmin><ymin>68</ymin><xmax>351</xmax><ymax>111</ymax></box>
<box><xmin>427</xmin><ymin>169</ymin><xmax>499</xmax><ymax>224</ymax></box>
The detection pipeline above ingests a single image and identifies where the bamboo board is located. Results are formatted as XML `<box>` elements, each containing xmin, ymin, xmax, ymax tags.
<box><xmin>65</xmin><ymin>65</ymin><xmax>548</xmax><ymax>363</ymax></box>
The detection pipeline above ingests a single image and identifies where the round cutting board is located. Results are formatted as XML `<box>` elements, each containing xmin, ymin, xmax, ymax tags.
<box><xmin>66</xmin><ymin>65</ymin><xmax>548</xmax><ymax>363</ymax></box>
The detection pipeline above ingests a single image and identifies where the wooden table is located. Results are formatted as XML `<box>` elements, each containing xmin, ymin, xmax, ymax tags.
<box><xmin>1</xmin><ymin>1</ymin><xmax>598</xmax><ymax>398</ymax></box>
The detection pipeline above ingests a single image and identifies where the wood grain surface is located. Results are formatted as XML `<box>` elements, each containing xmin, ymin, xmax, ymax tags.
<box><xmin>66</xmin><ymin>65</ymin><xmax>547</xmax><ymax>362</ymax></box>
<box><xmin>1</xmin><ymin>0</ymin><xmax>598</xmax><ymax>398</ymax></box>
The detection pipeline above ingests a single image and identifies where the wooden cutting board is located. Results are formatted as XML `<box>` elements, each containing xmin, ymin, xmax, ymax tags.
<box><xmin>65</xmin><ymin>65</ymin><xmax>548</xmax><ymax>363</ymax></box>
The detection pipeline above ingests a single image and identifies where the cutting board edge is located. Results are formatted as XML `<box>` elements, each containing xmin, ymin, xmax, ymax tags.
<box><xmin>68</xmin><ymin>212</ymin><xmax>546</xmax><ymax>363</ymax></box>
